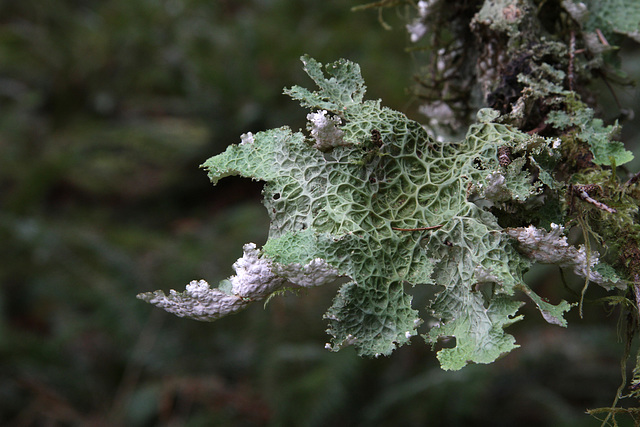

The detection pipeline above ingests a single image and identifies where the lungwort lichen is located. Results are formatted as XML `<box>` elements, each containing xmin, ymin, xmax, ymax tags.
<box><xmin>136</xmin><ymin>55</ymin><xmax>626</xmax><ymax>369</ymax></box>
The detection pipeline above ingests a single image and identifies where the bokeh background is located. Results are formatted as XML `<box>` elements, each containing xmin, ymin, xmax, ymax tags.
<box><xmin>2</xmin><ymin>1</ymin><xmax>640</xmax><ymax>426</ymax></box>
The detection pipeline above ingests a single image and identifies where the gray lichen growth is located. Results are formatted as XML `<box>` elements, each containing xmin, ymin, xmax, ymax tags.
<box><xmin>137</xmin><ymin>243</ymin><xmax>341</xmax><ymax>321</ymax></box>
<box><xmin>506</xmin><ymin>224</ymin><xmax>621</xmax><ymax>287</ymax></box>
<box><xmin>306</xmin><ymin>110</ymin><xmax>346</xmax><ymax>150</ymax></box>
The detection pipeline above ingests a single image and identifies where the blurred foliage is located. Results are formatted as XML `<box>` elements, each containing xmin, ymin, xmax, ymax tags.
<box><xmin>1</xmin><ymin>0</ymin><xmax>639</xmax><ymax>426</ymax></box>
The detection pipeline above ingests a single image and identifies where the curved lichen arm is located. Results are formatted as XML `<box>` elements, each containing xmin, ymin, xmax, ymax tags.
<box><xmin>137</xmin><ymin>243</ymin><xmax>341</xmax><ymax>321</ymax></box>
<box><xmin>139</xmin><ymin>56</ymin><xmax>578</xmax><ymax>368</ymax></box>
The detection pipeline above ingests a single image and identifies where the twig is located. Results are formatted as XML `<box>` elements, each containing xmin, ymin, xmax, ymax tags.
<box><xmin>599</xmin><ymin>70</ymin><xmax>623</xmax><ymax>110</ymax></box>
<box><xmin>351</xmin><ymin>0</ymin><xmax>403</xmax><ymax>12</ymax></box>
<box><xmin>596</xmin><ymin>28</ymin><xmax>610</xmax><ymax>46</ymax></box>
<box><xmin>625</xmin><ymin>170</ymin><xmax>640</xmax><ymax>187</ymax></box>
<box><xmin>573</xmin><ymin>185</ymin><xmax>617</xmax><ymax>213</ymax></box>
<box><xmin>392</xmin><ymin>224</ymin><xmax>444</xmax><ymax>231</ymax></box>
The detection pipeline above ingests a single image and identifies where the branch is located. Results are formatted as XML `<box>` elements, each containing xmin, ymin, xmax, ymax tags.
<box><xmin>573</xmin><ymin>184</ymin><xmax>617</xmax><ymax>214</ymax></box>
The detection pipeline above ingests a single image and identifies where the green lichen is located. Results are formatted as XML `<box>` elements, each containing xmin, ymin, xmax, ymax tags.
<box><xmin>547</xmin><ymin>107</ymin><xmax>634</xmax><ymax>166</ymax></box>
<box><xmin>139</xmin><ymin>56</ymin><xmax>588</xmax><ymax>369</ymax></box>
<box><xmin>578</xmin><ymin>0</ymin><xmax>640</xmax><ymax>43</ymax></box>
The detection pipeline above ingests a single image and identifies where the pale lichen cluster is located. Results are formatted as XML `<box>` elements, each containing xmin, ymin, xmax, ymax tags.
<box><xmin>507</xmin><ymin>224</ymin><xmax>615</xmax><ymax>285</ymax></box>
<box><xmin>138</xmin><ymin>243</ymin><xmax>341</xmax><ymax>321</ymax></box>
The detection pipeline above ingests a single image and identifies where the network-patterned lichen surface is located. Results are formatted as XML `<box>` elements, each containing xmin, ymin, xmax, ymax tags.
<box><xmin>138</xmin><ymin>56</ymin><xmax>618</xmax><ymax>370</ymax></box>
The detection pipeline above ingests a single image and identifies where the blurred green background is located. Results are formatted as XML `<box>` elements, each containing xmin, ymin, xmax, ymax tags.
<box><xmin>1</xmin><ymin>1</ymin><xmax>640</xmax><ymax>426</ymax></box>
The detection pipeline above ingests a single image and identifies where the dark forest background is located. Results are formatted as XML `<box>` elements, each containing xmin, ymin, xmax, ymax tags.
<box><xmin>2</xmin><ymin>1</ymin><xmax>640</xmax><ymax>426</ymax></box>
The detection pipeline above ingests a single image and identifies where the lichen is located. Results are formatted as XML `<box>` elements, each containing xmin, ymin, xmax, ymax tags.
<box><xmin>140</xmin><ymin>56</ymin><xmax>578</xmax><ymax>369</ymax></box>
<box><xmin>139</xmin><ymin>0</ymin><xmax>640</xmax><ymax>379</ymax></box>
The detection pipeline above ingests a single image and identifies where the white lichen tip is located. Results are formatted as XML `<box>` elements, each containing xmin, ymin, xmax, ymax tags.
<box><xmin>306</xmin><ymin>110</ymin><xmax>345</xmax><ymax>150</ymax></box>
<box><xmin>230</xmin><ymin>243</ymin><xmax>285</xmax><ymax>299</ymax></box>
<box><xmin>137</xmin><ymin>279</ymin><xmax>248</xmax><ymax>322</ymax></box>
<box><xmin>507</xmin><ymin>224</ymin><xmax>607</xmax><ymax>283</ymax></box>
<box><xmin>240</xmin><ymin>132</ymin><xmax>254</xmax><ymax>145</ymax></box>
